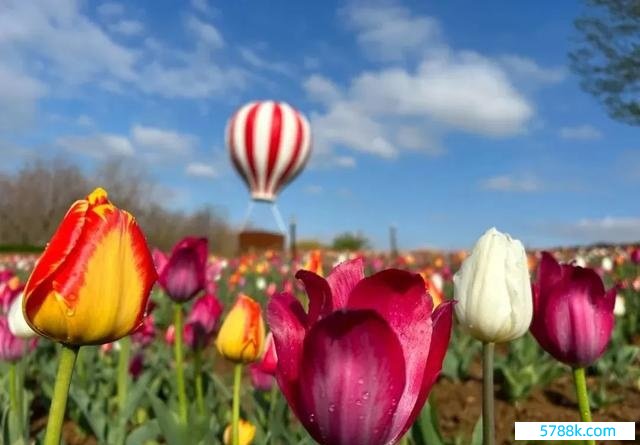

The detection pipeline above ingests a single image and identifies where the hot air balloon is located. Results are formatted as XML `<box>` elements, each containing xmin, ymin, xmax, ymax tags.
<box><xmin>226</xmin><ymin>100</ymin><xmax>311</xmax><ymax>252</ymax></box>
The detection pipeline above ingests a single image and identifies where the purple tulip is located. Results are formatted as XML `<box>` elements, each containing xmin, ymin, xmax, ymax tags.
<box><xmin>157</xmin><ymin>237</ymin><xmax>208</xmax><ymax>302</ymax></box>
<box><xmin>129</xmin><ymin>353</ymin><xmax>144</xmax><ymax>380</ymax></box>
<box><xmin>530</xmin><ymin>252</ymin><xmax>616</xmax><ymax>367</ymax></box>
<box><xmin>267</xmin><ymin>258</ymin><xmax>454</xmax><ymax>445</ymax></box>
<box><xmin>249</xmin><ymin>333</ymin><xmax>278</xmax><ymax>391</ymax></box>
<box><xmin>0</xmin><ymin>316</ymin><xmax>34</xmax><ymax>362</ymax></box>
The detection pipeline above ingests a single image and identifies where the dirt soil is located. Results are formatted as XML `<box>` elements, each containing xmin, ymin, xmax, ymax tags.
<box><xmin>431</xmin><ymin>375</ymin><xmax>640</xmax><ymax>444</ymax></box>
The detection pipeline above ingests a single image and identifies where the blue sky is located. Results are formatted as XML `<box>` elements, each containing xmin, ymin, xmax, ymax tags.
<box><xmin>1</xmin><ymin>0</ymin><xmax>639</xmax><ymax>249</ymax></box>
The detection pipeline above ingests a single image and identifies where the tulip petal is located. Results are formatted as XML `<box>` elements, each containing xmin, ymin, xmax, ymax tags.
<box><xmin>159</xmin><ymin>237</ymin><xmax>208</xmax><ymax>302</ymax></box>
<box><xmin>346</xmin><ymin>269</ymin><xmax>433</xmax><ymax>439</ymax></box>
<box><xmin>24</xmin><ymin>199</ymin><xmax>88</xmax><ymax>301</ymax></box>
<box><xmin>267</xmin><ymin>292</ymin><xmax>307</xmax><ymax>413</ymax></box>
<box><xmin>396</xmin><ymin>301</ymin><xmax>455</xmax><ymax>442</ymax></box>
<box><xmin>295</xmin><ymin>270</ymin><xmax>332</xmax><ymax>324</ymax></box>
<box><xmin>152</xmin><ymin>248</ymin><xmax>169</xmax><ymax>276</ymax></box>
<box><xmin>327</xmin><ymin>257</ymin><xmax>364</xmax><ymax>309</ymax></box>
<box><xmin>297</xmin><ymin>310</ymin><xmax>406</xmax><ymax>445</ymax></box>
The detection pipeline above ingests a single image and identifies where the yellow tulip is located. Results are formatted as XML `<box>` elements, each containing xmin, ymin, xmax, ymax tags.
<box><xmin>216</xmin><ymin>294</ymin><xmax>265</xmax><ymax>363</ymax></box>
<box><xmin>223</xmin><ymin>419</ymin><xmax>256</xmax><ymax>445</ymax></box>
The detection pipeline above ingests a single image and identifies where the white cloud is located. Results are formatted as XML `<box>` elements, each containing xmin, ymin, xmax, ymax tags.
<box><xmin>131</xmin><ymin>125</ymin><xmax>196</xmax><ymax>155</ymax></box>
<box><xmin>56</xmin><ymin>134</ymin><xmax>134</xmax><ymax>158</ymax></box>
<box><xmin>75</xmin><ymin>115</ymin><xmax>94</xmax><ymax>127</ymax></box>
<box><xmin>109</xmin><ymin>20</ymin><xmax>144</xmax><ymax>36</ymax></box>
<box><xmin>239</xmin><ymin>47</ymin><xmax>291</xmax><ymax>75</ymax></box>
<box><xmin>559</xmin><ymin>125</ymin><xmax>602</xmax><ymax>140</ymax></box>
<box><xmin>97</xmin><ymin>2</ymin><xmax>124</xmax><ymax>18</ymax></box>
<box><xmin>304</xmin><ymin>185</ymin><xmax>324</xmax><ymax>195</ymax></box>
<box><xmin>185</xmin><ymin>15</ymin><xmax>224</xmax><ymax>49</ymax></box>
<box><xmin>547</xmin><ymin>217</ymin><xmax>640</xmax><ymax>243</ymax></box>
<box><xmin>341</xmin><ymin>2</ymin><xmax>441</xmax><ymax>61</ymax></box>
<box><xmin>191</xmin><ymin>0</ymin><xmax>213</xmax><ymax>15</ymax></box>
<box><xmin>304</xmin><ymin>3</ymin><xmax>559</xmax><ymax>162</ymax></box>
<box><xmin>186</xmin><ymin>162</ymin><xmax>218</xmax><ymax>178</ymax></box>
<box><xmin>334</xmin><ymin>156</ymin><xmax>357</xmax><ymax>168</ymax></box>
<box><xmin>304</xmin><ymin>75</ymin><xmax>342</xmax><ymax>105</ymax></box>
<box><xmin>0</xmin><ymin>65</ymin><xmax>47</xmax><ymax>131</ymax></box>
<box><xmin>481</xmin><ymin>174</ymin><xmax>542</xmax><ymax>192</ymax></box>
<box><xmin>499</xmin><ymin>55</ymin><xmax>566</xmax><ymax>84</ymax></box>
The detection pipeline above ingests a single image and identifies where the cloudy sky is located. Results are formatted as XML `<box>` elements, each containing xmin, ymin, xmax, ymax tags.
<box><xmin>1</xmin><ymin>0</ymin><xmax>638</xmax><ymax>249</ymax></box>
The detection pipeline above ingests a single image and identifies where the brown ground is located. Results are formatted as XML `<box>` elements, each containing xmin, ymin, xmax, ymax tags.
<box><xmin>432</xmin><ymin>375</ymin><xmax>640</xmax><ymax>444</ymax></box>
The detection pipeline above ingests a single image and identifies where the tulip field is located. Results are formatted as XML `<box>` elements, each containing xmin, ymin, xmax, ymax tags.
<box><xmin>0</xmin><ymin>193</ymin><xmax>639</xmax><ymax>445</ymax></box>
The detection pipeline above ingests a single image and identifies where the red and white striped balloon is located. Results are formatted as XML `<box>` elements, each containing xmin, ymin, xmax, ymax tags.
<box><xmin>226</xmin><ymin>101</ymin><xmax>312</xmax><ymax>202</ymax></box>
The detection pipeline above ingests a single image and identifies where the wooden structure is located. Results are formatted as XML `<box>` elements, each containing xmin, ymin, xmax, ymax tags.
<box><xmin>238</xmin><ymin>230</ymin><xmax>285</xmax><ymax>254</ymax></box>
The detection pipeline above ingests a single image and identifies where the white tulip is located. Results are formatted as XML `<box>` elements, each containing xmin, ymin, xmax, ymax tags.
<box><xmin>454</xmin><ymin>227</ymin><xmax>533</xmax><ymax>343</ymax></box>
<box><xmin>614</xmin><ymin>295</ymin><xmax>626</xmax><ymax>316</ymax></box>
<box><xmin>601</xmin><ymin>257</ymin><xmax>613</xmax><ymax>272</ymax></box>
<box><xmin>256</xmin><ymin>276</ymin><xmax>267</xmax><ymax>290</ymax></box>
<box><xmin>7</xmin><ymin>292</ymin><xmax>38</xmax><ymax>338</ymax></box>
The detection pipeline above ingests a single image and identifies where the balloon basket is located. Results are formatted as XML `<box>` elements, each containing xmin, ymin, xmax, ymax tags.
<box><xmin>237</xmin><ymin>230</ymin><xmax>285</xmax><ymax>254</ymax></box>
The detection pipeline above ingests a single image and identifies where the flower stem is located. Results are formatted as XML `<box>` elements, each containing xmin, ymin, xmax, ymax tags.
<box><xmin>482</xmin><ymin>342</ymin><xmax>495</xmax><ymax>445</ymax></box>
<box><xmin>9</xmin><ymin>362</ymin><xmax>23</xmax><ymax>440</ymax></box>
<box><xmin>194</xmin><ymin>348</ymin><xmax>205</xmax><ymax>416</ymax></box>
<box><xmin>44</xmin><ymin>344</ymin><xmax>79</xmax><ymax>445</ymax></box>
<box><xmin>232</xmin><ymin>363</ymin><xmax>243</xmax><ymax>445</ymax></box>
<box><xmin>173</xmin><ymin>303</ymin><xmax>188</xmax><ymax>424</ymax></box>
<box><xmin>117</xmin><ymin>336</ymin><xmax>131</xmax><ymax>412</ymax></box>
<box><xmin>572</xmin><ymin>367</ymin><xmax>595</xmax><ymax>445</ymax></box>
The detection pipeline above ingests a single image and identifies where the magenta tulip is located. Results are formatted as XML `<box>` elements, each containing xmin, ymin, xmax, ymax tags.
<box><xmin>157</xmin><ymin>237</ymin><xmax>208</xmax><ymax>302</ymax></box>
<box><xmin>129</xmin><ymin>353</ymin><xmax>144</xmax><ymax>380</ymax></box>
<box><xmin>132</xmin><ymin>314</ymin><xmax>156</xmax><ymax>348</ymax></box>
<box><xmin>530</xmin><ymin>252</ymin><xmax>616</xmax><ymax>367</ymax></box>
<box><xmin>630</xmin><ymin>248</ymin><xmax>640</xmax><ymax>265</ymax></box>
<box><xmin>267</xmin><ymin>258</ymin><xmax>454</xmax><ymax>445</ymax></box>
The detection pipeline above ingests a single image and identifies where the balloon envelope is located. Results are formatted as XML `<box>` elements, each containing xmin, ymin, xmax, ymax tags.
<box><xmin>226</xmin><ymin>101</ymin><xmax>312</xmax><ymax>202</ymax></box>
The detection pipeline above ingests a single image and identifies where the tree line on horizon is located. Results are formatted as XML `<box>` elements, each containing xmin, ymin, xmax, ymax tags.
<box><xmin>0</xmin><ymin>158</ymin><xmax>238</xmax><ymax>255</ymax></box>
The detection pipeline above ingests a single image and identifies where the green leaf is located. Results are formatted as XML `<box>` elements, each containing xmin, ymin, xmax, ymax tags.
<box><xmin>470</xmin><ymin>416</ymin><xmax>482</xmax><ymax>445</ymax></box>
<box><xmin>125</xmin><ymin>420</ymin><xmax>161</xmax><ymax>445</ymax></box>
<box><xmin>412</xmin><ymin>399</ymin><xmax>445</xmax><ymax>445</ymax></box>
<box><xmin>147</xmin><ymin>391</ymin><xmax>187</xmax><ymax>445</ymax></box>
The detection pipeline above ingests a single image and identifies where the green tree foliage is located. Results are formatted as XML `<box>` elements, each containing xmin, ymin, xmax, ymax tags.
<box><xmin>569</xmin><ymin>0</ymin><xmax>640</xmax><ymax>125</ymax></box>
<box><xmin>331</xmin><ymin>231</ymin><xmax>369</xmax><ymax>251</ymax></box>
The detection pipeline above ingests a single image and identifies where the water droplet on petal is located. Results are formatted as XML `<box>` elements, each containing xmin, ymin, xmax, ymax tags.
<box><xmin>328</xmin><ymin>404</ymin><xmax>336</xmax><ymax>413</ymax></box>
<box><xmin>362</xmin><ymin>391</ymin><xmax>370</xmax><ymax>400</ymax></box>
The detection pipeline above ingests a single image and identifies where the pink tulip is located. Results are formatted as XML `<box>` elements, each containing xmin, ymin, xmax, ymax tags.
<box><xmin>530</xmin><ymin>252</ymin><xmax>616</xmax><ymax>367</ymax></box>
<box><xmin>157</xmin><ymin>237</ymin><xmax>208</xmax><ymax>302</ymax></box>
<box><xmin>165</xmin><ymin>325</ymin><xmax>176</xmax><ymax>345</ymax></box>
<box><xmin>0</xmin><ymin>317</ymin><xmax>35</xmax><ymax>362</ymax></box>
<box><xmin>249</xmin><ymin>333</ymin><xmax>278</xmax><ymax>391</ymax></box>
<box><xmin>184</xmin><ymin>294</ymin><xmax>223</xmax><ymax>349</ymax></box>
<box><xmin>0</xmin><ymin>274</ymin><xmax>22</xmax><ymax>314</ymax></box>
<box><xmin>132</xmin><ymin>314</ymin><xmax>156</xmax><ymax>347</ymax></box>
<box><xmin>267</xmin><ymin>258</ymin><xmax>454</xmax><ymax>445</ymax></box>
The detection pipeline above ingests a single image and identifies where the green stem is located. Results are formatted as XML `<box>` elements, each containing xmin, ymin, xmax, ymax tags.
<box><xmin>232</xmin><ymin>363</ymin><xmax>243</xmax><ymax>445</ymax></box>
<box><xmin>572</xmin><ymin>367</ymin><xmax>595</xmax><ymax>445</ymax></box>
<box><xmin>482</xmin><ymin>342</ymin><xmax>495</xmax><ymax>445</ymax></box>
<box><xmin>174</xmin><ymin>303</ymin><xmax>188</xmax><ymax>424</ymax></box>
<box><xmin>268</xmin><ymin>381</ymin><xmax>278</xmax><ymax>426</ymax></box>
<box><xmin>44</xmin><ymin>344</ymin><xmax>79</xmax><ymax>445</ymax></box>
<box><xmin>117</xmin><ymin>336</ymin><xmax>131</xmax><ymax>412</ymax></box>
<box><xmin>398</xmin><ymin>435</ymin><xmax>409</xmax><ymax>445</ymax></box>
<box><xmin>9</xmin><ymin>362</ymin><xmax>23</xmax><ymax>439</ymax></box>
<box><xmin>194</xmin><ymin>348</ymin><xmax>205</xmax><ymax>416</ymax></box>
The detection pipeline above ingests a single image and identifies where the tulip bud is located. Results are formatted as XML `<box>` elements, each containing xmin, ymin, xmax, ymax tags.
<box><xmin>223</xmin><ymin>419</ymin><xmax>256</xmax><ymax>445</ymax></box>
<box><xmin>216</xmin><ymin>294</ymin><xmax>265</xmax><ymax>364</ymax></box>
<box><xmin>7</xmin><ymin>293</ymin><xmax>37</xmax><ymax>338</ymax></box>
<box><xmin>157</xmin><ymin>237</ymin><xmax>208</xmax><ymax>303</ymax></box>
<box><xmin>454</xmin><ymin>227</ymin><xmax>533</xmax><ymax>343</ymax></box>
<box><xmin>22</xmin><ymin>188</ymin><xmax>157</xmax><ymax>345</ymax></box>
<box><xmin>530</xmin><ymin>252</ymin><xmax>615</xmax><ymax>367</ymax></box>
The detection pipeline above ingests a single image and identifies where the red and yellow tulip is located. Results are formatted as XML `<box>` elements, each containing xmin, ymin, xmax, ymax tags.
<box><xmin>216</xmin><ymin>294</ymin><xmax>265</xmax><ymax>363</ymax></box>
<box><xmin>22</xmin><ymin>188</ymin><xmax>157</xmax><ymax>345</ymax></box>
